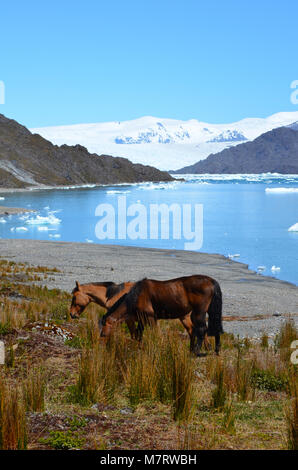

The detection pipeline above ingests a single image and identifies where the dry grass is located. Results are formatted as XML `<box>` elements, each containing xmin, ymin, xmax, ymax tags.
<box><xmin>0</xmin><ymin>259</ymin><xmax>297</xmax><ymax>450</ymax></box>
<box><xmin>285</xmin><ymin>371</ymin><xmax>298</xmax><ymax>450</ymax></box>
<box><xmin>23</xmin><ymin>366</ymin><xmax>47</xmax><ymax>412</ymax></box>
<box><xmin>0</xmin><ymin>379</ymin><xmax>27</xmax><ymax>449</ymax></box>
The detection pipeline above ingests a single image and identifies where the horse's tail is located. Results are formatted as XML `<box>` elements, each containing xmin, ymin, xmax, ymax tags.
<box><xmin>207</xmin><ymin>280</ymin><xmax>223</xmax><ymax>336</ymax></box>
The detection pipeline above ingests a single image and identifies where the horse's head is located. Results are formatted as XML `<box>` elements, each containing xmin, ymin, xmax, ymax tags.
<box><xmin>98</xmin><ymin>314</ymin><xmax>112</xmax><ymax>338</ymax></box>
<box><xmin>98</xmin><ymin>293</ymin><xmax>128</xmax><ymax>338</ymax></box>
<box><xmin>69</xmin><ymin>281</ymin><xmax>91</xmax><ymax>319</ymax></box>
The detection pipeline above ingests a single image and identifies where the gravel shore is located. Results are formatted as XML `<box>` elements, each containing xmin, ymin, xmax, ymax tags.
<box><xmin>0</xmin><ymin>239</ymin><xmax>297</xmax><ymax>338</ymax></box>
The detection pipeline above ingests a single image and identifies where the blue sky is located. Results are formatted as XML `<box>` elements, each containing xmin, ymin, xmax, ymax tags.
<box><xmin>1</xmin><ymin>0</ymin><xmax>298</xmax><ymax>127</ymax></box>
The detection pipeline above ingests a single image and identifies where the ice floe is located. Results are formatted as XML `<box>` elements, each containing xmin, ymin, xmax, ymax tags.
<box><xmin>288</xmin><ymin>223</ymin><xmax>298</xmax><ymax>232</ymax></box>
<box><xmin>25</xmin><ymin>213</ymin><xmax>61</xmax><ymax>225</ymax></box>
<box><xmin>265</xmin><ymin>187</ymin><xmax>298</xmax><ymax>194</ymax></box>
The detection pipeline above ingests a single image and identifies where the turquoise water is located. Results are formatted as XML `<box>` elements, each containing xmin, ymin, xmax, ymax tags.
<box><xmin>0</xmin><ymin>174</ymin><xmax>298</xmax><ymax>285</ymax></box>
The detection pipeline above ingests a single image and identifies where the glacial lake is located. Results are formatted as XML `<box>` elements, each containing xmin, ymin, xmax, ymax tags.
<box><xmin>1</xmin><ymin>174</ymin><xmax>298</xmax><ymax>285</ymax></box>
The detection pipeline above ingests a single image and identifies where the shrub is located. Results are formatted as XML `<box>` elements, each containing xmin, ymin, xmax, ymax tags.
<box><xmin>49</xmin><ymin>301</ymin><xmax>70</xmax><ymax>322</ymax></box>
<box><xmin>251</xmin><ymin>368</ymin><xmax>288</xmax><ymax>392</ymax></box>
<box><xmin>40</xmin><ymin>430</ymin><xmax>84</xmax><ymax>450</ymax></box>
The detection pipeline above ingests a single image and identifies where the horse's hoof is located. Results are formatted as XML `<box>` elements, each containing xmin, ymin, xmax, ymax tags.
<box><xmin>196</xmin><ymin>352</ymin><xmax>207</xmax><ymax>358</ymax></box>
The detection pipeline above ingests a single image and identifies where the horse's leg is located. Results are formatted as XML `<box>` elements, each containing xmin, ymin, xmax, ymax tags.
<box><xmin>203</xmin><ymin>333</ymin><xmax>212</xmax><ymax>351</ymax></box>
<box><xmin>125</xmin><ymin>317</ymin><xmax>137</xmax><ymax>340</ymax></box>
<box><xmin>136</xmin><ymin>319</ymin><xmax>145</xmax><ymax>341</ymax></box>
<box><xmin>179</xmin><ymin>314</ymin><xmax>196</xmax><ymax>352</ymax></box>
<box><xmin>136</xmin><ymin>311</ymin><xmax>155</xmax><ymax>341</ymax></box>
<box><xmin>179</xmin><ymin>313</ymin><xmax>211</xmax><ymax>352</ymax></box>
<box><xmin>215</xmin><ymin>333</ymin><xmax>221</xmax><ymax>355</ymax></box>
<box><xmin>191</xmin><ymin>310</ymin><xmax>207</xmax><ymax>357</ymax></box>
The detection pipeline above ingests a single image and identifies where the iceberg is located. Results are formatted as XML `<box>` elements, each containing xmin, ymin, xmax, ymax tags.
<box><xmin>288</xmin><ymin>223</ymin><xmax>298</xmax><ymax>232</ymax></box>
<box><xmin>25</xmin><ymin>213</ymin><xmax>61</xmax><ymax>225</ymax></box>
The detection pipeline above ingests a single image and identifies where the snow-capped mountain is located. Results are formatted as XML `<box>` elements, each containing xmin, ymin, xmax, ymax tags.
<box><xmin>287</xmin><ymin>121</ymin><xmax>298</xmax><ymax>131</ymax></box>
<box><xmin>31</xmin><ymin>112</ymin><xmax>298</xmax><ymax>171</ymax></box>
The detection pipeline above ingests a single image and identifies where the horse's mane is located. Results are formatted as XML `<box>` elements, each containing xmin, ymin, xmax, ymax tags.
<box><xmin>103</xmin><ymin>278</ymin><xmax>147</xmax><ymax>323</ymax></box>
<box><xmin>102</xmin><ymin>292</ymin><xmax>128</xmax><ymax>324</ymax></box>
<box><xmin>71</xmin><ymin>281</ymin><xmax>115</xmax><ymax>294</ymax></box>
<box><xmin>125</xmin><ymin>278</ymin><xmax>146</xmax><ymax>312</ymax></box>
<box><xmin>106</xmin><ymin>282</ymin><xmax>125</xmax><ymax>301</ymax></box>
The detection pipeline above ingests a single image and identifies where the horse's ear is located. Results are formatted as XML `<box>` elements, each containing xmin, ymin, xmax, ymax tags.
<box><xmin>76</xmin><ymin>281</ymin><xmax>81</xmax><ymax>291</ymax></box>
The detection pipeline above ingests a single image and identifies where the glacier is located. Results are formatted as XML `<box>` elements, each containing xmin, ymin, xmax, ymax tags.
<box><xmin>31</xmin><ymin>112</ymin><xmax>298</xmax><ymax>171</ymax></box>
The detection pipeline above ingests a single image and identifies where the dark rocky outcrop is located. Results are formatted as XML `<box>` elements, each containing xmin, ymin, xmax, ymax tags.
<box><xmin>0</xmin><ymin>114</ymin><xmax>173</xmax><ymax>188</ymax></box>
<box><xmin>174</xmin><ymin>125</ymin><xmax>298</xmax><ymax>174</ymax></box>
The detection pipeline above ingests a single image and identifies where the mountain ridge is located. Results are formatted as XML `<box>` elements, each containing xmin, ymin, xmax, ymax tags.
<box><xmin>173</xmin><ymin>125</ymin><xmax>298</xmax><ymax>174</ymax></box>
<box><xmin>0</xmin><ymin>114</ymin><xmax>173</xmax><ymax>189</ymax></box>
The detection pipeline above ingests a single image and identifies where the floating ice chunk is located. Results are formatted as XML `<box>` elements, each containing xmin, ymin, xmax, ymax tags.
<box><xmin>0</xmin><ymin>197</ymin><xmax>5</xmax><ymax>200</ymax></box>
<box><xmin>15</xmin><ymin>226</ymin><xmax>28</xmax><ymax>232</ymax></box>
<box><xmin>85</xmin><ymin>239</ymin><xmax>94</xmax><ymax>243</ymax></box>
<box><xmin>25</xmin><ymin>213</ymin><xmax>61</xmax><ymax>225</ymax></box>
<box><xmin>265</xmin><ymin>187</ymin><xmax>298</xmax><ymax>194</ymax></box>
<box><xmin>257</xmin><ymin>266</ymin><xmax>266</xmax><ymax>271</ymax></box>
<box><xmin>288</xmin><ymin>223</ymin><xmax>298</xmax><ymax>232</ymax></box>
<box><xmin>271</xmin><ymin>266</ymin><xmax>280</xmax><ymax>272</ymax></box>
<box><xmin>106</xmin><ymin>190</ymin><xmax>130</xmax><ymax>195</ymax></box>
<box><xmin>228</xmin><ymin>253</ymin><xmax>240</xmax><ymax>259</ymax></box>
<box><xmin>49</xmin><ymin>233</ymin><xmax>61</xmax><ymax>238</ymax></box>
<box><xmin>0</xmin><ymin>218</ymin><xmax>7</xmax><ymax>224</ymax></box>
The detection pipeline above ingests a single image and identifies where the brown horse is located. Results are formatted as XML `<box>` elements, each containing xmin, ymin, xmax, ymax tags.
<box><xmin>69</xmin><ymin>280</ymin><xmax>141</xmax><ymax>337</ymax></box>
<box><xmin>99</xmin><ymin>275</ymin><xmax>223</xmax><ymax>356</ymax></box>
<box><xmin>70</xmin><ymin>280</ymin><xmax>211</xmax><ymax>349</ymax></box>
<box><xmin>69</xmin><ymin>281</ymin><xmax>135</xmax><ymax>318</ymax></box>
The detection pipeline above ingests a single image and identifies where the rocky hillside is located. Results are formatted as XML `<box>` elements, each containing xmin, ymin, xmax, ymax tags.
<box><xmin>174</xmin><ymin>125</ymin><xmax>298</xmax><ymax>174</ymax></box>
<box><xmin>0</xmin><ymin>114</ymin><xmax>173</xmax><ymax>189</ymax></box>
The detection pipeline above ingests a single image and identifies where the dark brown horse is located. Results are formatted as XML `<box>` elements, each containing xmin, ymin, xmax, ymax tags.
<box><xmin>99</xmin><ymin>275</ymin><xmax>223</xmax><ymax>356</ymax></box>
<box><xmin>70</xmin><ymin>280</ymin><xmax>211</xmax><ymax>350</ymax></box>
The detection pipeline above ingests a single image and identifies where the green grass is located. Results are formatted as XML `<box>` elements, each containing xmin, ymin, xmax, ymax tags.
<box><xmin>40</xmin><ymin>430</ymin><xmax>85</xmax><ymax>450</ymax></box>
